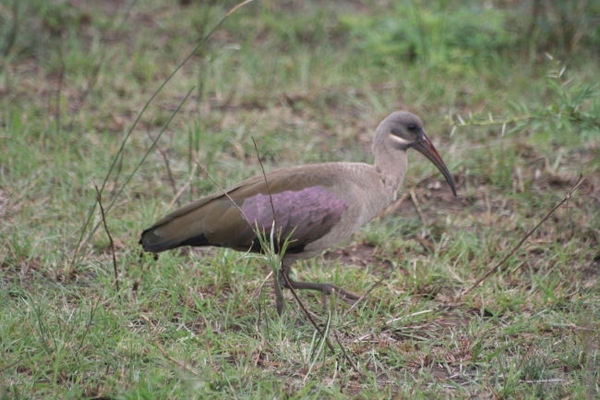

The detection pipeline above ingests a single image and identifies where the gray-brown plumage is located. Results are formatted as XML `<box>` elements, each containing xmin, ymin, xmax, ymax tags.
<box><xmin>140</xmin><ymin>111</ymin><xmax>457</xmax><ymax>314</ymax></box>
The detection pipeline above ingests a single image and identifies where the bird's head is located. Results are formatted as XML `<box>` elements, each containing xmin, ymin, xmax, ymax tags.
<box><xmin>375</xmin><ymin>111</ymin><xmax>457</xmax><ymax>196</ymax></box>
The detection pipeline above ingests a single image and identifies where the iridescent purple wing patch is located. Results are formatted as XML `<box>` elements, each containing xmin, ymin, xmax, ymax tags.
<box><xmin>240</xmin><ymin>186</ymin><xmax>348</xmax><ymax>251</ymax></box>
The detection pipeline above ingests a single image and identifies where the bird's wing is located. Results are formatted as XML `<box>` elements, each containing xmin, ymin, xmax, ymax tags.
<box><xmin>140</xmin><ymin>165</ymin><xmax>350</xmax><ymax>254</ymax></box>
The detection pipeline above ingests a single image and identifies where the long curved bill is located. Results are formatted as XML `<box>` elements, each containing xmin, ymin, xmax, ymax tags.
<box><xmin>411</xmin><ymin>133</ymin><xmax>457</xmax><ymax>196</ymax></box>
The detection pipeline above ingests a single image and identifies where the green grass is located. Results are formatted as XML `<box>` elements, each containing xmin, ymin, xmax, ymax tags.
<box><xmin>1</xmin><ymin>0</ymin><xmax>599</xmax><ymax>398</ymax></box>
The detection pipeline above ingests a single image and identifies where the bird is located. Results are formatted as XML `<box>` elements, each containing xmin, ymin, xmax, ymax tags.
<box><xmin>140</xmin><ymin>111</ymin><xmax>457</xmax><ymax>315</ymax></box>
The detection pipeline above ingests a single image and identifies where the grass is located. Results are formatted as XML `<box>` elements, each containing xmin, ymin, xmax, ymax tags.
<box><xmin>1</xmin><ymin>0</ymin><xmax>599</xmax><ymax>398</ymax></box>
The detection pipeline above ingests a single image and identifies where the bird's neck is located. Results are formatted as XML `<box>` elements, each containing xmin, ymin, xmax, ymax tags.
<box><xmin>374</xmin><ymin>149</ymin><xmax>408</xmax><ymax>193</ymax></box>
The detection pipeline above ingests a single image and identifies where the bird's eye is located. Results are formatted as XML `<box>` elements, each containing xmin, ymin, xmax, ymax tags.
<box><xmin>407</xmin><ymin>123</ymin><xmax>417</xmax><ymax>131</ymax></box>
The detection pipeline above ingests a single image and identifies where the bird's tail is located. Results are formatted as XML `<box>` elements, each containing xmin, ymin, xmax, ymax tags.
<box><xmin>139</xmin><ymin>200</ymin><xmax>213</xmax><ymax>253</ymax></box>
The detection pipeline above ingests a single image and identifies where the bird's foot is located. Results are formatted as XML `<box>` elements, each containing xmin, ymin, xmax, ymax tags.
<box><xmin>281</xmin><ymin>275</ymin><xmax>364</xmax><ymax>306</ymax></box>
<box><xmin>327</xmin><ymin>284</ymin><xmax>363</xmax><ymax>306</ymax></box>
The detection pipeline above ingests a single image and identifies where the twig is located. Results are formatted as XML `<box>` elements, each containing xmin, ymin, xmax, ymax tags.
<box><xmin>344</xmin><ymin>276</ymin><xmax>384</xmax><ymax>316</ymax></box>
<box><xmin>154</xmin><ymin>340</ymin><xmax>199</xmax><ymax>376</ymax></box>
<box><xmin>251</xmin><ymin>137</ymin><xmax>276</xmax><ymax>224</ymax></box>
<box><xmin>94</xmin><ymin>183</ymin><xmax>120</xmax><ymax>292</ymax></box>
<box><xmin>167</xmin><ymin>161</ymin><xmax>199</xmax><ymax>210</ymax></box>
<box><xmin>71</xmin><ymin>0</ymin><xmax>256</xmax><ymax>267</ymax></box>
<box><xmin>248</xmin><ymin>137</ymin><xmax>357</xmax><ymax>369</ymax></box>
<box><xmin>200</xmin><ymin>164</ymin><xmax>251</xmax><ymax>225</ymax></box>
<box><xmin>331</xmin><ymin>329</ymin><xmax>360</xmax><ymax>373</ymax></box>
<box><xmin>451</xmin><ymin>112</ymin><xmax>535</xmax><ymax>128</ymax></box>
<box><xmin>66</xmin><ymin>0</ymin><xmax>136</xmax><ymax>130</ymax></box>
<box><xmin>246</xmin><ymin>138</ymin><xmax>357</xmax><ymax>369</ymax></box>
<box><xmin>73</xmin><ymin>86</ymin><xmax>194</xmax><ymax>265</ymax></box>
<box><xmin>253</xmin><ymin>270</ymin><xmax>274</xmax><ymax>328</ymax></box>
<box><xmin>252</xmin><ymin>270</ymin><xmax>274</xmax><ymax>300</ymax></box>
<box><xmin>225</xmin><ymin>0</ymin><xmax>255</xmax><ymax>16</ymax></box>
<box><xmin>457</xmin><ymin>174</ymin><xmax>585</xmax><ymax>300</ymax></box>
<box><xmin>145</xmin><ymin>130</ymin><xmax>179</xmax><ymax>201</ymax></box>
<box><xmin>249</xmin><ymin>136</ymin><xmax>284</xmax><ymax>310</ymax></box>
<box><xmin>109</xmin><ymin>146</ymin><xmax>125</xmax><ymax>200</ymax></box>
<box><xmin>282</xmin><ymin>273</ymin><xmax>358</xmax><ymax>371</ymax></box>
<box><xmin>76</xmin><ymin>295</ymin><xmax>102</xmax><ymax>352</ymax></box>
<box><xmin>0</xmin><ymin>358</ymin><xmax>21</xmax><ymax>375</ymax></box>
<box><xmin>1</xmin><ymin>0</ymin><xmax>18</xmax><ymax>58</ymax></box>
<box><xmin>54</xmin><ymin>55</ymin><xmax>65</xmax><ymax>137</ymax></box>
<box><xmin>409</xmin><ymin>188</ymin><xmax>426</xmax><ymax>225</ymax></box>
<box><xmin>517</xmin><ymin>341</ymin><xmax>535</xmax><ymax>373</ymax></box>
<box><xmin>167</xmin><ymin>163</ymin><xmax>198</xmax><ymax>209</ymax></box>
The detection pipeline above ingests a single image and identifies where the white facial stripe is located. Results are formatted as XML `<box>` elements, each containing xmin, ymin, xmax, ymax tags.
<box><xmin>389</xmin><ymin>133</ymin><xmax>411</xmax><ymax>146</ymax></box>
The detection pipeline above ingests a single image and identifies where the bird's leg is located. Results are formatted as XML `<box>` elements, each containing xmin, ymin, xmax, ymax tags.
<box><xmin>279</xmin><ymin>259</ymin><xmax>362</xmax><ymax>305</ymax></box>
<box><xmin>274</xmin><ymin>267</ymin><xmax>285</xmax><ymax>316</ymax></box>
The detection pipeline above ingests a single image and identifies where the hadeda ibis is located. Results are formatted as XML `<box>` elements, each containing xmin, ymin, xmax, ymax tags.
<box><xmin>140</xmin><ymin>111</ymin><xmax>457</xmax><ymax>314</ymax></box>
